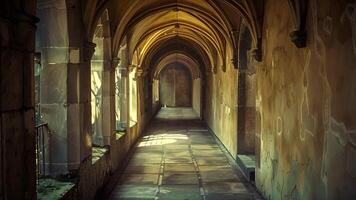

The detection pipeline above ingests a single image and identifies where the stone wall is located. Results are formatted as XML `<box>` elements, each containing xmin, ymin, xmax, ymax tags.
<box><xmin>77</xmin><ymin>124</ymin><xmax>142</xmax><ymax>200</ymax></box>
<box><xmin>256</xmin><ymin>0</ymin><xmax>356</xmax><ymax>199</ymax></box>
<box><xmin>204</xmin><ymin>62</ymin><xmax>238</xmax><ymax>159</ymax></box>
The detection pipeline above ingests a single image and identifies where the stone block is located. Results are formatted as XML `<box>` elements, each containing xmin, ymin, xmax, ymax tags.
<box><xmin>69</xmin><ymin>48</ymin><xmax>80</xmax><ymax>64</ymax></box>
<box><xmin>158</xmin><ymin>185</ymin><xmax>201</xmax><ymax>199</ymax></box>
<box><xmin>79</xmin><ymin>63</ymin><xmax>91</xmax><ymax>102</ymax></box>
<box><xmin>67</xmin><ymin>103</ymin><xmax>81</xmax><ymax>170</ymax></box>
<box><xmin>23</xmin><ymin>53</ymin><xmax>35</xmax><ymax>109</ymax></box>
<box><xmin>1</xmin><ymin>111</ymin><xmax>26</xmax><ymax>199</ymax></box>
<box><xmin>102</xmin><ymin>70</ymin><xmax>111</xmax><ymax>96</ymax></box>
<box><xmin>40</xmin><ymin>63</ymin><xmax>67</xmax><ymax>104</ymax></box>
<box><xmin>67</xmin><ymin>63</ymin><xmax>80</xmax><ymax>104</ymax></box>
<box><xmin>41</xmin><ymin>47</ymin><xmax>69</xmax><ymax>64</ymax></box>
<box><xmin>0</xmin><ymin>50</ymin><xmax>24</xmax><ymax>111</ymax></box>
<box><xmin>36</xmin><ymin>8</ymin><xmax>68</xmax><ymax>46</ymax></box>
<box><xmin>40</xmin><ymin>103</ymin><xmax>68</xmax><ymax>175</ymax></box>
<box><xmin>80</xmin><ymin>102</ymin><xmax>92</xmax><ymax>160</ymax></box>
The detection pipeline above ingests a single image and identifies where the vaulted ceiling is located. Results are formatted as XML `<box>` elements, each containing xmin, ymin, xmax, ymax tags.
<box><xmin>84</xmin><ymin>0</ymin><xmax>264</xmax><ymax>76</ymax></box>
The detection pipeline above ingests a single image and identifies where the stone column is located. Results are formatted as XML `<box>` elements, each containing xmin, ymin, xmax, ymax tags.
<box><xmin>237</xmin><ymin>70</ymin><xmax>256</xmax><ymax>155</ymax></box>
<box><xmin>117</xmin><ymin>67</ymin><xmax>128</xmax><ymax>130</ymax></box>
<box><xmin>0</xmin><ymin>2</ymin><xmax>38</xmax><ymax>199</ymax></box>
<box><xmin>37</xmin><ymin>0</ymin><xmax>90</xmax><ymax>175</ymax></box>
<box><xmin>99</xmin><ymin>18</ymin><xmax>114</xmax><ymax>145</ymax></box>
<box><xmin>135</xmin><ymin>68</ymin><xmax>144</xmax><ymax>131</ymax></box>
<box><xmin>127</xmin><ymin>65</ymin><xmax>136</xmax><ymax>129</ymax></box>
<box><xmin>37</xmin><ymin>0</ymin><xmax>68</xmax><ymax>175</ymax></box>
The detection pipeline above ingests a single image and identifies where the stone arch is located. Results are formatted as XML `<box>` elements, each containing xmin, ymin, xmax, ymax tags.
<box><xmin>91</xmin><ymin>9</ymin><xmax>113</xmax><ymax>146</ymax></box>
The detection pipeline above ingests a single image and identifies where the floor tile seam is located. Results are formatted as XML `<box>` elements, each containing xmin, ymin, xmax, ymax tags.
<box><xmin>156</xmin><ymin>145</ymin><xmax>165</xmax><ymax>198</ymax></box>
<box><xmin>204</xmin><ymin>125</ymin><xmax>265</xmax><ymax>199</ymax></box>
<box><xmin>188</xmin><ymin>142</ymin><xmax>206</xmax><ymax>199</ymax></box>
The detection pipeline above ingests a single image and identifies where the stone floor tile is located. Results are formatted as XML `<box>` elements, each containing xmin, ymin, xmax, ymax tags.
<box><xmin>158</xmin><ymin>185</ymin><xmax>202</xmax><ymax>200</ymax></box>
<box><xmin>191</xmin><ymin>144</ymin><xmax>219</xmax><ymax>150</ymax></box>
<box><xmin>165</xmin><ymin>157</ymin><xmax>193</xmax><ymax>164</ymax></box>
<box><xmin>200</xmin><ymin>172</ymin><xmax>241</xmax><ymax>183</ymax></box>
<box><xmin>132</xmin><ymin>152</ymin><xmax>162</xmax><ymax>159</ymax></box>
<box><xmin>119</xmin><ymin>174</ymin><xmax>159</xmax><ymax>185</ymax></box>
<box><xmin>164</xmin><ymin>144</ymin><xmax>190</xmax><ymax>150</ymax></box>
<box><xmin>203</xmin><ymin>182</ymin><xmax>250</xmax><ymax>194</ymax></box>
<box><xmin>192</xmin><ymin>149</ymin><xmax>224</xmax><ymax>157</ymax></box>
<box><xmin>190</xmin><ymin>139</ymin><xmax>215</xmax><ymax>144</ymax></box>
<box><xmin>198</xmin><ymin>165</ymin><xmax>232</xmax><ymax>172</ymax></box>
<box><xmin>162</xmin><ymin>172</ymin><xmax>199</xmax><ymax>185</ymax></box>
<box><xmin>124</xmin><ymin>164</ymin><xmax>162</xmax><ymax>174</ymax></box>
<box><xmin>196</xmin><ymin>157</ymin><xmax>229</xmax><ymax>165</ymax></box>
<box><xmin>204</xmin><ymin>193</ymin><xmax>254</xmax><ymax>200</ymax></box>
<box><xmin>165</xmin><ymin>150</ymin><xmax>191</xmax><ymax>157</ymax></box>
<box><xmin>129</xmin><ymin>156</ymin><xmax>162</xmax><ymax>165</ymax></box>
<box><xmin>107</xmin><ymin>108</ymin><xmax>262</xmax><ymax>200</ymax></box>
<box><xmin>164</xmin><ymin>163</ymin><xmax>196</xmax><ymax>173</ymax></box>
<box><xmin>109</xmin><ymin>185</ymin><xmax>158</xmax><ymax>200</ymax></box>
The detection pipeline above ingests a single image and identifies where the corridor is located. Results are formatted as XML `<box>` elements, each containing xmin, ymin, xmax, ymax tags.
<box><xmin>2</xmin><ymin>0</ymin><xmax>356</xmax><ymax>199</ymax></box>
<box><xmin>108</xmin><ymin>108</ymin><xmax>262</xmax><ymax>200</ymax></box>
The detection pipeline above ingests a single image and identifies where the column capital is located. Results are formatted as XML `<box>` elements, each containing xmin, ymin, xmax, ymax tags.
<box><xmin>111</xmin><ymin>57</ymin><xmax>120</xmax><ymax>69</ymax></box>
<box><xmin>135</xmin><ymin>68</ymin><xmax>144</xmax><ymax>78</ymax></box>
<box><xmin>83</xmin><ymin>41</ymin><xmax>96</xmax><ymax>62</ymax></box>
<box><xmin>128</xmin><ymin>64</ymin><xmax>136</xmax><ymax>72</ymax></box>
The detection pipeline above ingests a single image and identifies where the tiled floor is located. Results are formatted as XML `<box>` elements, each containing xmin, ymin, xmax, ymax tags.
<box><xmin>108</xmin><ymin>108</ymin><xmax>262</xmax><ymax>200</ymax></box>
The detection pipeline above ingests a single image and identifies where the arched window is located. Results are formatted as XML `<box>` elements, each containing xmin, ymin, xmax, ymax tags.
<box><xmin>115</xmin><ymin>42</ymin><xmax>128</xmax><ymax>134</ymax></box>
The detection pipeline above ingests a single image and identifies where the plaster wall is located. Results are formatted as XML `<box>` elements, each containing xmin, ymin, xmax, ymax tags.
<box><xmin>204</xmin><ymin>63</ymin><xmax>238</xmax><ymax>159</ymax></box>
<box><xmin>256</xmin><ymin>0</ymin><xmax>356</xmax><ymax>199</ymax></box>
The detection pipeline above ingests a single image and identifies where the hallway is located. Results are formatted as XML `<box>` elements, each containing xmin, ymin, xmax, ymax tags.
<box><xmin>108</xmin><ymin>108</ymin><xmax>262</xmax><ymax>200</ymax></box>
<box><xmin>2</xmin><ymin>0</ymin><xmax>356</xmax><ymax>199</ymax></box>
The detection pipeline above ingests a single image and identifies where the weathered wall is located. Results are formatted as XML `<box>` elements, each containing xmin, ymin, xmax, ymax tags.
<box><xmin>204</xmin><ymin>63</ymin><xmax>238</xmax><ymax>159</ymax></box>
<box><xmin>78</xmin><ymin>124</ymin><xmax>142</xmax><ymax>200</ymax></box>
<box><xmin>159</xmin><ymin>64</ymin><xmax>192</xmax><ymax>107</ymax></box>
<box><xmin>256</xmin><ymin>0</ymin><xmax>356</xmax><ymax>199</ymax></box>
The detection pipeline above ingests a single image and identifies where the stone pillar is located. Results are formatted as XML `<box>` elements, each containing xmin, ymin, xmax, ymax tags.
<box><xmin>37</xmin><ymin>0</ymin><xmax>90</xmax><ymax>175</ymax></box>
<box><xmin>128</xmin><ymin>65</ymin><xmax>137</xmax><ymax>128</ymax></box>
<box><xmin>91</xmin><ymin>38</ymin><xmax>104</xmax><ymax>146</ymax></box>
<box><xmin>80</xmin><ymin>41</ymin><xmax>95</xmax><ymax>162</ymax></box>
<box><xmin>37</xmin><ymin>0</ymin><xmax>68</xmax><ymax>175</ymax></box>
<box><xmin>118</xmin><ymin>67</ymin><xmax>128</xmax><ymax>130</ymax></box>
<box><xmin>135</xmin><ymin>69</ymin><xmax>144</xmax><ymax>131</ymax></box>
<box><xmin>237</xmin><ymin>70</ymin><xmax>256</xmax><ymax>155</ymax></box>
<box><xmin>100</xmin><ymin>35</ymin><xmax>114</xmax><ymax>145</ymax></box>
<box><xmin>0</xmin><ymin>2</ymin><xmax>38</xmax><ymax>199</ymax></box>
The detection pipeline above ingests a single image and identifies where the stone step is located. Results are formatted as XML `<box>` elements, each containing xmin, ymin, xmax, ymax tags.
<box><xmin>237</xmin><ymin>154</ymin><xmax>256</xmax><ymax>182</ymax></box>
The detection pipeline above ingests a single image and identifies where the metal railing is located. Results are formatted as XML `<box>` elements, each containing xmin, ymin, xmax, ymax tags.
<box><xmin>35</xmin><ymin>123</ymin><xmax>50</xmax><ymax>183</ymax></box>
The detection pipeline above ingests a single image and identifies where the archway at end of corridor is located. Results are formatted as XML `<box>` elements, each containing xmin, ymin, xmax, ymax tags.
<box><xmin>151</xmin><ymin>52</ymin><xmax>203</xmax><ymax>120</ymax></box>
<box><xmin>159</xmin><ymin>63</ymin><xmax>192</xmax><ymax>108</ymax></box>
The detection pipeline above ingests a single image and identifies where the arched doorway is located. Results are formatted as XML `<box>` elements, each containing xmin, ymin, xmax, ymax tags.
<box><xmin>159</xmin><ymin>63</ymin><xmax>193</xmax><ymax>107</ymax></box>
